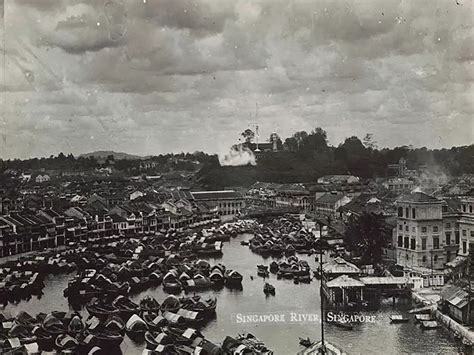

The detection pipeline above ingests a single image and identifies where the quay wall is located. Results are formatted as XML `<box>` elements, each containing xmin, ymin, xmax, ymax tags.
<box><xmin>411</xmin><ymin>290</ymin><xmax>474</xmax><ymax>344</ymax></box>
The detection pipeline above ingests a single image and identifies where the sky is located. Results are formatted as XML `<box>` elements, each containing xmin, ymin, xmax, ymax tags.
<box><xmin>0</xmin><ymin>0</ymin><xmax>473</xmax><ymax>159</ymax></box>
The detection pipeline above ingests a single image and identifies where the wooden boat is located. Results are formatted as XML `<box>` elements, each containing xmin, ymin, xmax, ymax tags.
<box><xmin>86</xmin><ymin>301</ymin><xmax>120</xmax><ymax>320</ymax></box>
<box><xmin>104</xmin><ymin>315</ymin><xmax>125</xmax><ymax>333</ymax></box>
<box><xmin>225</xmin><ymin>270</ymin><xmax>243</xmax><ymax>285</ymax></box>
<box><xmin>143</xmin><ymin>312</ymin><xmax>167</xmax><ymax>331</ymax></box>
<box><xmin>144</xmin><ymin>331</ymin><xmax>173</xmax><ymax>348</ymax></box>
<box><xmin>421</xmin><ymin>320</ymin><xmax>439</xmax><ymax>329</ymax></box>
<box><xmin>140</xmin><ymin>296</ymin><xmax>161</xmax><ymax>313</ymax></box>
<box><xmin>42</xmin><ymin>314</ymin><xmax>66</xmax><ymax>335</ymax></box>
<box><xmin>299</xmin><ymin>337</ymin><xmax>314</xmax><ymax>347</ymax></box>
<box><xmin>165</xmin><ymin>327</ymin><xmax>203</xmax><ymax>346</ymax></box>
<box><xmin>176</xmin><ymin>308</ymin><xmax>204</xmax><ymax>325</ymax></box>
<box><xmin>263</xmin><ymin>283</ymin><xmax>275</xmax><ymax>295</ymax></box>
<box><xmin>297</xmin><ymin>341</ymin><xmax>347</xmax><ymax>355</ymax></box>
<box><xmin>161</xmin><ymin>311</ymin><xmax>187</xmax><ymax>327</ymax></box>
<box><xmin>408</xmin><ymin>305</ymin><xmax>433</xmax><ymax>314</ymax></box>
<box><xmin>55</xmin><ymin>333</ymin><xmax>79</xmax><ymax>351</ymax></box>
<box><xmin>112</xmin><ymin>295</ymin><xmax>140</xmax><ymax>319</ymax></box>
<box><xmin>67</xmin><ymin>314</ymin><xmax>84</xmax><ymax>334</ymax></box>
<box><xmin>161</xmin><ymin>295</ymin><xmax>181</xmax><ymax>313</ymax></box>
<box><xmin>125</xmin><ymin>314</ymin><xmax>148</xmax><ymax>336</ymax></box>
<box><xmin>91</xmin><ymin>330</ymin><xmax>124</xmax><ymax>348</ymax></box>
<box><xmin>332</xmin><ymin>320</ymin><xmax>353</xmax><ymax>330</ymax></box>
<box><xmin>414</xmin><ymin>314</ymin><xmax>432</xmax><ymax>323</ymax></box>
<box><xmin>390</xmin><ymin>315</ymin><xmax>409</xmax><ymax>323</ymax></box>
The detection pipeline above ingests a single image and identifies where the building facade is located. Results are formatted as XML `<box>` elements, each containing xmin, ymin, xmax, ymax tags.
<box><xmin>395</xmin><ymin>192</ymin><xmax>446</xmax><ymax>270</ymax></box>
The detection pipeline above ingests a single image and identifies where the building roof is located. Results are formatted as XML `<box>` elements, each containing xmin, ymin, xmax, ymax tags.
<box><xmin>323</xmin><ymin>257</ymin><xmax>360</xmax><ymax>274</ymax></box>
<box><xmin>191</xmin><ymin>190</ymin><xmax>242</xmax><ymax>200</ymax></box>
<box><xmin>315</xmin><ymin>193</ymin><xmax>347</xmax><ymax>204</ymax></box>
<box><xmin>397</xmin><ymin>192</ymin><xmax>441</xmax><ymax>204</ymax></box>
<box><xmin>326</xmin><ymin>275</ymin><xmax>365</xmax><ymax>288</ymax></box>
<box><xmin>441</xmin><ymin>285</ymin><xmax>469</xmax><ymax>309</ymax></box>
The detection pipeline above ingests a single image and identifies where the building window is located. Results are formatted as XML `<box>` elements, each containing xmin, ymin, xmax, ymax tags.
<box><xmin>462</xmin><ymin>230</ymin><xmax>467</xmax><ymax>237</ymax></box>
<box><xmin>463</xmin><ymin>241</ymin><xmax>467</xmax><ymax>254</ymax></box>
<box><xmin>470</xmin><ymin>205</ymin><xmax>473</xmax><ymax>213</ymax></box>
<box><xmin>433</xmin><ymin>237</ymin><xmax>439</xmax><ymax>249</ymax></box>
<box><xmin>421</xmin><ymin>238</ymin><xmax>426</xmax><ymax>250</ymax></box>
<box><xmin>410</xmin><ymin>238</ymin><xmax>416</xmax><ymax>250</ymax></box>
<box><xmin>412</xmin><ymin>208</ymin><xmax>416</xmax><ymax>219</ymax></box>
<box><xmin>434</xmin><ymin>255</ymin><xmax>438</xmax><ymax>262</ymax></box>
<box><xmin>433</xmin><ymin>226</ymin><xmax>439</xmax><ymax>233</ymax></box>
<box><xmin>398</xmin><ymin>235</ymin><xmax>403</xmax><ymax>247</ymax></box>
<box><xmin>463</xmin><ymin>205</ymin><xmax>467</xmax><ymax>212</ymax></box>
<box><xmin>405</xmin><ymin>226</ymin><xmax>409</xmax><ymax>232</ymax></box>
<box><xmin>404</xmin><ymin>237</ymin><xmax>409</xmax><ymax>249</ymax></box>
<box><xmin>398</xmin><ymin>207</ymin><xmax>403</xmax><ymax>217</ymax></box>
<box><xmin>422</xmin><ymin>256</ymin><xmax>426</xmax><ymax>262</ymax></box>
<box><xmin>406</xmin><ymin>208</ymin><xmax>409</xmax><ymax>218</ymax></box>
<box><xmin>456</xmin><ymin>231</ymin><xmax>460</xmax><ymax>244</ymax></box>
<box><xmin>399</xmin><ymin>225</ymin><xmax>403</xmax><ymax>231</ymax></box>
<box><xmin>442</xmin><ymin>205</ymin><xmax>448</xmax><ymax>213</ymax></box>
<box><xmin>421</xmin><ymin>227</ymin><xmax>427</xmax><ymax>234</ymax></box>
<box><xmin>446</xmin><ymin>232</ymin><xmax>451</xmax><ymax>245</ymax></box>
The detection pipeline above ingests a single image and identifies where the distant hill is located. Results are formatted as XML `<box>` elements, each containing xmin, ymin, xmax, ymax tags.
<box><xmin>80</xmin><ymin>151</ymin><xmax>150</xmax><ymax>160</ymax></box>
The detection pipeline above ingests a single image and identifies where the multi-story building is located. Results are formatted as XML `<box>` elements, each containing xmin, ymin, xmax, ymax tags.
<box><xmin>395</xmin><ymin>192</ymin><xmax>445</xmax><ymax>270</ymax></box>
<box><xmin>314</xmin><ymin>193</ymin><xmax>351</xmax><ymax>216</ymax></box>
<box><xmin>455</xmin><ymin>194</ymin><xmax>474</xmax><ymax>257</ymax></box>
<box><xmin>191</xmin><ymin>190</ymin><xmax>245</xmax><ymax>219</ymax></box>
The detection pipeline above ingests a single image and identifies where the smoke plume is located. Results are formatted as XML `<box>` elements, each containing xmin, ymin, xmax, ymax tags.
<box><xmin>218</xmin><ymin>145</ymin><xmax>257</xmax><ymax>166</ymax></box>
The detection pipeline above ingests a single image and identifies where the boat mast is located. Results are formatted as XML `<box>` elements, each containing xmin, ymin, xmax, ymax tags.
<box><xmin>319</xmin><ymin>222</ymin><xmax>325</xmax><ymax>353</ymax></box>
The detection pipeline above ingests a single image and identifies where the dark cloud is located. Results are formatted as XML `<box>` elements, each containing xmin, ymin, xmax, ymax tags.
<box><xmin>1</xmin><ymin>0</ymin><xmax>473</xmax><ymax>158</ymax></box>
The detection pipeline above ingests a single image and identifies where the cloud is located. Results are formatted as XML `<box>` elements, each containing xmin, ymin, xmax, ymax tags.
<box><xmin>1</xmin><ymin>0</ymin><xmax>473</xmax><ymax>159</ymax></box>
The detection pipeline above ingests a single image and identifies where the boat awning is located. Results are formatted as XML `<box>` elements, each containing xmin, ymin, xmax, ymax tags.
<box><xmin>177</xmin><ymin>308</ymin><xmax>199</xmax><ymax>320</ymax></box>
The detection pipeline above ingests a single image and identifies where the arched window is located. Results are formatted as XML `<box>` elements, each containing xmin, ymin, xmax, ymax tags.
<box><xmin>398</xmin><ymin>207</ymin><xmax>403</xmax><ymax>217</ymax></box>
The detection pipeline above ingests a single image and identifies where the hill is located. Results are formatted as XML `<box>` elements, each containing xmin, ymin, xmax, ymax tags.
<box><xmin>80</xmin><ymin>151</ymin><xmax>150</xmax><ymax>160</ymax></box>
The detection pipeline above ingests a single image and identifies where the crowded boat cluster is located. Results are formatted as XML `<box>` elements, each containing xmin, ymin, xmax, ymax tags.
<box><xmin>247</xmin><ymin>217</ymin><xmax>317</xmax><ymax>257</ymax></box>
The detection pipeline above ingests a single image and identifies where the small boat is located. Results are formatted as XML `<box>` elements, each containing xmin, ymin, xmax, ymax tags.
<box><xmin>125</xmin><ymin>314</ymin><xmax>148</xmax><ymax>336</ymax></box>
<box><xmin>389</xmin><ymin>315</ymin><xmax>409</xmax><ymax>323</ymax></box>
<box><xmin>408</xmin><ymin>305</ymin><xmax>433</xmax><ymax>314</ymax></box>
<box><xmin>257</xmin><ymin>265</ymin><xmax>269</xmax><ymax>277</ymax></box>
<box><xmin>421</xmin><ymin>320</ymin><xmax>438</xmax><ymax>329</ymax></box>
<box><xmin>92</xmin><ymin>330</ymin><xmax>124</xmax><ymax>348</ymax></box>
<box><xmin>225</xmin><ymin>270</ymin><xmax>243</xmax><ymax>286</ymax></box>
<box><xmin>332</xmin><ymin>320</ymin><xmax>353</xmax><ymax>330</ymax></box>
<box><xmin>42</xmin><ymin>314</ymin><xmax>66</xmax><ymax>335</ymax></box>
<box><xmin>67</xmin><ymin>314</ymin><xmax>84</xmax><ymax>334</ymax></box>
<box><xmin>161</xmin><ymin>295</ymin><xmax>181</xmax><ymax>313</ymax></box>
<box><xmin>263</xmin><ymin>283</ymin><xmax>275</xmax><ymax>295</ymax></box>
<box><xmin>140</xmin><ymin>296</ymin><xmax>160</xmax><ymax>313</ymax></box>
<box><xmin>299</xmin><ymin>337</ymin><xmax>314</xmax><ymax>347</ymax></box>
<box><xmin>104</xmin><ymin>315</ymin><xmax>125</xmax><ymax>333</ymax></box>
<box><xmin>86</xmin><ymin>301</ymin><xmax>120</xmax><ymax>320</ymax></box>
<box><xmin>143</xmin><ymin>312</ymin><xmax>167</xmax><ymax>331</ymax></box>
<box><xmin>144</xmin><ymin>331</ymin><xmax>173</xmax><ymax>349</ymax></box>
<box><xmin>112</xmin><ymin>295</ymin><xmax>140</xmax><ymax>319</ymax></box>
<box><xmin>240</xmin><ymin>241</ymin><xmax>249</xmax><ymax>246</ymax></box>
<box><xmin>55</xmin><ymin>333</ymin><xmax>79</xmax><ymax>351</ymax></box>
<box><xmin>414</xmin><ymin>314</ymin><xmax>432</xmax><ymax>323</ymax></box>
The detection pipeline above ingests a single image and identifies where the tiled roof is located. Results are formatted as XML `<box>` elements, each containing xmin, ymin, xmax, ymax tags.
<box><xmin>397</xmin><ymin>192</ymin><xmax>440</xmax><ymax>203</ymax></box>
<box><xmin>191</xmin><ymin>190</ymin><xmax>242</xmax><ymax>200</ymax></box>
<box><xmin>315</xmin><ymin>193</ymin><xmax>346</xmax><ymax>204</ymax></box>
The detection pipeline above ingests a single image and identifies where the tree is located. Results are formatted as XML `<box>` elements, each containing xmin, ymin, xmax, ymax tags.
<box><xmin>300</xmin><ymin>127</ymin><xmax>328</xmax><ymax>154</ymax></box>
<box><xmin>363</xmin><ymin>133</ymin><xmax>377</xmax><ymax>150</ymax></box>
<box><xmin>268</xmin><ymin>133</ymin><xmax>283</xmax><ymax>150</ymax></box>
<box><xmin>343</xmin><ymin>212</ymin><xmax>388</xmax><ymax>264</ymax></box>
<box><xmin>241</xmin><ymin>129</ymin><xmax>255</xmax><ymax>143</ymax></box>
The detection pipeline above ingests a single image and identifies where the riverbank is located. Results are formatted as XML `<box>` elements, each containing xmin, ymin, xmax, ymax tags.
<box><xmin>412</xmin><ymin>287</ymin><xmax>474</xmax><ymax>346</ymax></box>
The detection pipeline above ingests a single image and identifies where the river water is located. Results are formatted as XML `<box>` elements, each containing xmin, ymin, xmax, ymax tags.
<box><xmin>1</xmin><ymin>233</ymin><xmax>465</xmax><ymax>354</ymax></box>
